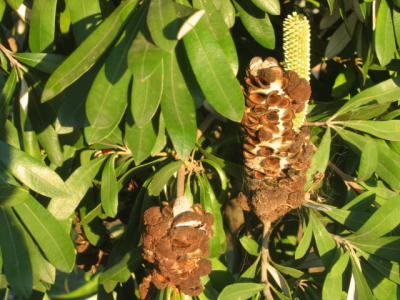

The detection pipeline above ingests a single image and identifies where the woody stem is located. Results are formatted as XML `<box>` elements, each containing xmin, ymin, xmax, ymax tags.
<box><xmin>261</xmin><ymin>221</ymin><xmax>273</xmax><ymax>300</ymax></box>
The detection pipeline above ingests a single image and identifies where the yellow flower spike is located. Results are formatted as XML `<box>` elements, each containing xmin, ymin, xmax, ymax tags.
<box><xmin>283</xmin><ymin>12</ymin><xmax>311</xmax><ymax>130</ymax></box>
<box><xmin>283</xmin><ymin>12</ymin><xmax>311</xmax><ymax>81</ymax></box>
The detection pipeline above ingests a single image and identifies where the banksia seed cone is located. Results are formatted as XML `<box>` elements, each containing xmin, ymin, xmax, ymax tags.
<box><xmin>139</xmin><ymin>204</ymin><xmax>213</xmax><ymax>299</ymax></box>
<box><xmin>239</xmin><ymin>13</ymin><xmax>313</xmax><ymax>223</ymax></box>
<box><xmin>240</xmin><ymin>57</ymin><xmax>313</xmax><ymax>223</ymax></box>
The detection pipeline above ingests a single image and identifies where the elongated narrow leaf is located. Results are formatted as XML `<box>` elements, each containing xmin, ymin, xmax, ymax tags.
<box><xmin>101</xmin><ymin>155</ymin><xmax>119</xmax><ymax>217</ymax></box>
<box><xmin>357</xmin><ymin>136</ymin><xmax>377</xmax><ymax>180</ymax></box>
<box><xmin>129</xmin><ymin>31</ymin><xmax>164</xmax><ymax>125</ymax></box>
<box><xmin>335</xmin><ymin>128</ymin><xmax>400</xmax><ymax>190</ymax></box>
<box><xmin>337</xmin><ymin>120</ymin><xmax>400</xmax><ymax>141</ymax></box>
<box><xmin>295</xmin><ymin>220</ymin><xmax>313</xmax><ymax>259</ymax></box>
<box><xmin>0</xmin><ymin>140</ymin><xmax>68</xmax><ymax>198</ymax></box>
<box><xmin>310</xmin><ymin>210</ymin><xmax>336</xmax><ymax>266</ymax></box>
<box><xmin>151</xmin><ymin>114</ymin><xmax>167</xmax><ymax>155</ymax></box>
<box><xmin>233</xmin><ymin>0</ymin><xmax>275</xmax><ymax>49</ymax></box>
<box><xmin>0</xmin><ymin>207</ymin><xmax>32</xmax><ymax>298</ymax></box>
<box><xmin>250</xmin><ymin>0</ymin><xmax>280</xmax><ymax>15</ymax></box>
<box><xmin>147</xmin><ymin>0</ymin><xmax>178</xmax><ymax>51</ymax></box>
<box><xmin>352</xmin><ymin>196</ymin><xmax>400</xmax><ymax>239</ymax></box>
<box><xmin>85</xmin><ymin>9</ymin><xmax>144</xmax><ymax>137</ymax></box>
<box><xmin>13</xmin><ymin>197</ymin><xmax>76</xmax><ymax>272</ymax></box>
<box><xmin>29</xmin><ymin>0</ymin><xmax>57</xmax><ymax>52</ymax></box>
<box><xmin>48</xmin><ymin>155</ymin><xmax>107</xmax><ymax>219</ymax></box>
<box><xmin>332</xmin><ymin>76</ymin><xmax>400</xmax><ymax>118</ymax></box>
<box><xmin>148</xmin><ymin>160</ymin><xmax>182</xmax><ymax>196</ymax></box>
<box><xmin>67</xmin><ymin>0</ymin><xmax>102</xmax><ymax>45</ymax></box>
<box><xmin>322</xmin><ymin>251</ymin><xmax>349</xmax><ymax>300</ymax></box>
<box><xmin>239</xmin><ymin>236</ymin><xmax>259</xmax><ymax>256</ymax></box>
<box><xmin>193</xmin><ymin>0</ymin><xmax>238</xmax><ymax>75</ymax></box>
<box><xmin>362</xmin><ymin>253</ymin><xmax>400</xmax><ymax>285</ymax></box>
<box><xmin>160</xmin><ymin>52</ymin><xmax>197</xmax><ymax>158</ymax></box>
<box><xmin>183</xmin><ymin>15</ymin><xmax>243</xmax><ymax>121</ymax></box>
<box><xmin>125</xmin><ymin>121</ymin><xmax>157</xmax><ymax>165</ymax></box>
<box><xmin>13</xmin><ymin>53</ymin><xmax>65</xmax><ymax>73</ymax></box>
<box><xmin>350</xmin><ymin>255</ymin><xmax>374</xmax><ymax>300</ymax></box>
<box><xmin>217</xmin><ymin>283</ymin><xmax>264</xmax><ymax>300</ymax></box>
<box><xmin>325</xmin><ymin>12</ymin><xmax>357</xmax><ymax>58</ymax></box>
<box><xmin>305</xmin><ymin>128</ymin><xmax>331</xmax><ymax>190</ymax></box>
<box><xmin>198</xmin><ymin>174</ymin><xmax>226</xmax><ymax>257</ymax></box>
<box><xmin>53</xmin><ymin>275</ymin><xmax>99</xmax><ymax>299</ymax></box>
<box><xmin>215</xmin><ymin>0</ymin><xmax>235</xmax><ymax>28</ymax></box>
<box><xmin>42</xmin><ymin>0</ymin><xmax>138</xmax><ymax>102</ymax></box>
<box><xmin>375</xmin><ymin>0</ymin><xmax>396</xmax><ymax>66</ymax></box>
<box><xmin>0</xmin><ymin>67</ymin><xmax>18</xmax><ymax>129</ymax></box>
<box><xmin>0</xmin><ymin>184</ymin><xmax>30</xmax><ymax>207</ymax></box>
<box><xmin>347</xmin><ymin>236</ymin><xmax>400</xmax><ymax>262</ymax></box>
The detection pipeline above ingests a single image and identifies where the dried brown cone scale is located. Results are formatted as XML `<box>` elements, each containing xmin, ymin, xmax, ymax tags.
<box><xmin>139</xmin><ymin>204</ymin><xmax>214</xmax><ymax>299</ymax></box>
<box><xmin>240</xmin><ymin>57</ymin><xmax>313</xmax><ymax>223</ymax></box>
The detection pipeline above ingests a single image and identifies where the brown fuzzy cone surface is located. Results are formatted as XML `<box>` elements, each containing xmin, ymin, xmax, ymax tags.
<box><xmin>240</xmin><ymin>57</ymin><xmax>314</xmax><ymax>223</ymax></box>
<box><xmin>139</xmin><ymin>204</ymin><xmax>213</xmax><ymax>299</ymax></box>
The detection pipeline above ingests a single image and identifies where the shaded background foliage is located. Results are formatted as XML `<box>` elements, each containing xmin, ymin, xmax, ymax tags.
<box><xmin>0</xmin><ymin>0</ymin><xmax>400</xmax><ymax>299</ymax></box>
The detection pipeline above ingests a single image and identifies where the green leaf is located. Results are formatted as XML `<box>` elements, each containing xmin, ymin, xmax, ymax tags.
<box><xmin>0</xmin><ymin>184</ymin><xmax>30</xmax><ymax>207</ymax></box>
<box><xmin>309</xmin><ymin>210</ymin><xmax>336</xmax><ymax>267</ymax></box>
<box><xmin>13</xmin><ymin>197</ymin><xmax>76</xmax><ymax>272</ymax></box>
<box><xmin>361</xmin><ymin>253</ymin><xmax>400</xmax><ymax>285</ymax></box>
<box><xmin>151</xmin><ymin>114</ymin><xmax>167</xmax><ymax>155</ymax></box>
<box><xmin>332</xmin><ymin>76</ymin><xmax>400</xmax><ymax>118</ymax></box>
<box><xmin>327</xmin><ymin>0</ymin><xmax>335</xmax><ymax>14</ymax></box>
<box><xmin>100</xmin><ymin>155</ymin><xmax>119</xmax><ymax>218</ymax></box>
<box><xmin>129</xmin><ymin>32</ymin><xmax>164</xmax><ymax>126</ymax></box>
<box><xmin>393</xmin><ymin>8</ymin><xmax>400</xmax><ymax>48</ymax></box>
<box><xmin>0</xmin><ymin>207</ymin><xmax>32</xmax><ymax>298</ymax></box>
<box><xmin>42</xmin><ymin>0</ymin><xmax>138</xmax><ymax>102</ymax></box>
<box><xmin>29</xmin><ymin>0</ymin><xmax>57</xmax><ymax>52</ymax></box>
<box><xmin>147</xmin><ymin>0</ymin><xmax>178</xmax><ymax>51</ymax></box>
<box><xmin>375</xmin><ymin>0</ymin><xmax>396</xmax><ymax>66</ymax></box>
<box><xmin>160</xmin><ymin>51</ymin><xmax>197</xmax><ymax>158</ymax></box>
<box><xmin>217</xmin><ymin>283</ymin><xmax>264</xmax><ymax>300</ymax></box>
<box><xmin>13</xmin><ymin>53</ymin><xmax>65</xmax><ymax>73</ymax></box>
<box><xmin>325</xmin><ymin>12</ymin><xmax>357</xmax><ymax>58</ymax></box>
<box><xmin>198</xmin><ymin>174</ymin><xmax>226</xmax><ymax>257</ymax></box>
<box><xmin>295</xmin><ymin>219</ymin><xmax>313</xmax><ymax>259</ymax></box>
<box><xmin>85</xmin><ymin>10</ymin><xmax>144</xmax><ymax>137</ymax></box>
<box><xmin>305</xmin><ymin>128</ymin><xmax>331</xmax><ymax>190</ymax></box>
<box><xmin>192</xmin><ymin>0</ymin><xmax>238</xmax><ymax>75</ymax></box>
<box><xmin>0</xmin><ymin>140</ymin><xmax>68</xmax><ymax>198</ymax></box>
<box><xmin>67</xmin><ymin>0</ymin><xmax>102</xmax><ymax>45</ymax></box>
<box><xmin>250</xmin><ymin>0</ymin><xmax>280</xmax><ymax>15</ymax></box>
<box><xmin>125</xmin><ymin>121</ymin><xmax>157</xmax><ymax>165</ymax></box>
<box><xmin>364</xmin><ymin>262</ymin><xmax>397</xmax><ymax>300</ymax></box>
<box><xmin>53</xmin><ymin>275</ymin><xmax>99</xmax><ymax>299</ymax></box>
<box><xmin>240</xmin><ymin>256</ymin><xmax>260</xmax><ymax>280</ymax></box>
<box><xmin>99</xmin><ymin>248</ymin><xmax>141</xmax><ymax>283</ymax></box>
<box><xmin>214</xmin><ymin>0</ymin><xmax>235</xmax><ymax>28</ymax></box>
<box><xmin>357</xmin><ymin>136</ymin><xmax>377</xmax><ymax>181</ymax></box>
<box><xmin>347</xmin><ymin>236</ymin><xmax>400</xmax><ymax>262</ymax></box>
<box><xmin>350</xmin><ymin>255</ymin><xmax>374</xmax><ymax>300</ymax></box>
<box><xmin>322</xmin><ymin>251</ymin><xmax>349</xmax><ymax>300</ymax></box>
<box><xmin>335</xmin><ymin>128</ymin><xmax>400</xmax><ymax>190</ymax></box>
<box><xmin>183</xmin><ymin>8</ymin><xmax>244</xmax><ymax>122</ymax></box>
<box><xmin>239</xmin><ymin>236</ymin><xmax>259</xmax><ymax>256</ymax></box>
<box><xmin>352</xmin><ymin>196</ymin><xmax>400</xmax><ymax>239</ymax></box>
<box><xmin>0</xmin><ymin>67</ymin><xmax>18</xmax><ymax>130</ymax></box>
<box><xmin>233</xmin><ymin>0</ymin><xmax>275</xmax><ymax>49</ymax></box>
<box><xmin>336</xmin><ymin>120</ymin><xmax>400</xmax><ymax>141</ymax></box>
<box><xmin>48</xmin><ymin>155</ymin><xmax>107</xmax><ymax>219</ymax></box>
<box><xmin>148</xmin><ymin>160</ymin><xmax>183</xmax><ymax>196</ymax></box>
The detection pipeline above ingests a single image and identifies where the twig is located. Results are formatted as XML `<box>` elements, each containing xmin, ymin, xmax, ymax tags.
<box><xmin>176</xmin><ymin>164</ymin><xmax>186</xmax><ymax>198</ymax></box>
<box><xmin>328</xmin><ymin>161</ymin><xmax>364</xmax><ymax>193</ymax></box>
<box><xmin>196</xmin><ymin>114</ymin><xmax>215</xmax><ymax>141</ymax></box>
<box><xmin>261</xmin><ymin>221</ymin><xmax>274</xmax><ymax>300</ymax></box>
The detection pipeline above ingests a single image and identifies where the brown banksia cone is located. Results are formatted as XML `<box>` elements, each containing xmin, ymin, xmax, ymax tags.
<box><xmin>239</xmin><ymin>56</ymin><xmax>313</xmax><ymax>223</ymax></box>
<box><xmin>139</xmin><ymin>203</ymin><xmax>213</xmax><ymax>299</ymax></box>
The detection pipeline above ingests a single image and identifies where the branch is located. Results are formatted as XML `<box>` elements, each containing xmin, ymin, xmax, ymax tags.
<box><xmin>328</xmin><ymin>161</ymin><xmax>364</xmax><ymax>193</ymax></box>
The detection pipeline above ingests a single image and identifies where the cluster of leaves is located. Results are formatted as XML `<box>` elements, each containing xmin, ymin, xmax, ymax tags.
<box><xmin>0</xmin><ymin>0</ymin><xmax>400</xmax><ymax>299</ymax></box>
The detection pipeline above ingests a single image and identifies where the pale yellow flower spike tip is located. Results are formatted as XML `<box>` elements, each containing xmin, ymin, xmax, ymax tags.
<box><xmin>283</xmin><ymin>12</ymin><xmax>311</xmax><ymax>130</ymax></box>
